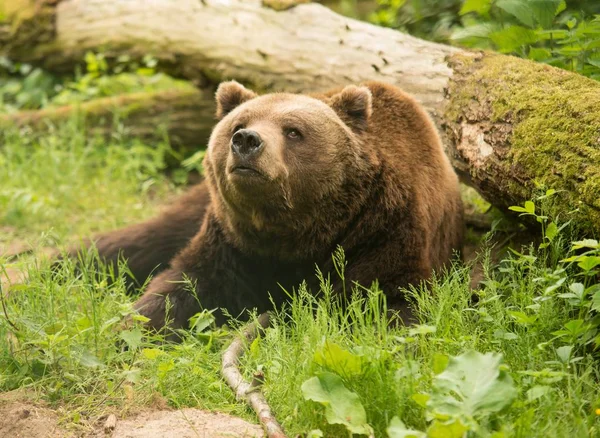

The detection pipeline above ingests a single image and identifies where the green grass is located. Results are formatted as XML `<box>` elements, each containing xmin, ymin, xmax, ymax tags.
<box><xmin>246</xmin><ymin>254</ymin><xmax>600</xmax><ymax>437</ymax></box>
<box><xmin>1</xmin><ymin>124</ymin><xmax>600</xmax><ymax>437</ymax></box>
<box><xmin>0</xmin><ymin>121</ymin><xmax>248</xmax><ymax>423</ymax></box>
<box><xmin>0</xmin><ymin>121</ymin><xmax>177</xmax><ymax>240</ymax></box>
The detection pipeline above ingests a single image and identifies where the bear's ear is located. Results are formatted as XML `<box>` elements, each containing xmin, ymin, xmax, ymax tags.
<box><xmin>328</xmin><ymin>85</ymin><xmax>372</xmax><ymax>132</ymax></box>
<box><xmin>215</xmin><ymin>81</ymin><xmax>258</xmax><ymax>119</ymax></box>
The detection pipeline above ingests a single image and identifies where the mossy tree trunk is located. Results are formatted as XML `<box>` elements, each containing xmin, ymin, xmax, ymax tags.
<box><xmin>0</xmin><ymin>88</ymin><xmax>216</xmax><ymax>149</ymax></box>
<box><xmin>445</xmin><ymin>52</ymin><xmax>600</xmax><ymax>233</ymax></box>
<box><xmin>1</xmin><ymin>0</ymin><xmax>599</xmax><ymax>234</ymax></box>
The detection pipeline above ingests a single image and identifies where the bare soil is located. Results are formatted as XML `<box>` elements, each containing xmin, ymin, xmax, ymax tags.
<box><xmin>0</xmin><ymin>391</ymin><xmax>264</xmax><ymax>438</ymax></box>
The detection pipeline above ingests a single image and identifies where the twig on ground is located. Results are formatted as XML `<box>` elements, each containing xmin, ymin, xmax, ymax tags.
<box><xmin>103</xmin><ymin>414</ymin><xmax>117</xmax><ymax>434</ymax></box>
<box><xmin>222</xmin><ymin>312</ymin><xmax>287</xmax><ymax>438</ymax></box>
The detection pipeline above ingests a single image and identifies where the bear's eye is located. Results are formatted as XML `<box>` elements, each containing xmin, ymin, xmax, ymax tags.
<box><xmin>233</xmin><ymin>124</ymin><xmax>245</xmax><ymax>133</ymax></box>
<box><xmin>285</xmin><ymin>128</ymin><xmax>302</xmax><ymax>140</ymax></box>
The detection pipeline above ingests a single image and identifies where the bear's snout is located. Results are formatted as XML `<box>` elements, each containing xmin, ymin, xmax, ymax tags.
<box><xmin>231</xmin><ymin>129</ymin><xmax>264</xmax><ymax>158</ymax></box>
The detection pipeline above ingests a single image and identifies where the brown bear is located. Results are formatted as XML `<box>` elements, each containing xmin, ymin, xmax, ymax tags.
<box><xmin>67</xmin><ymin>80</ymin><xmax>464</xmax><ymax>334</ymax></box>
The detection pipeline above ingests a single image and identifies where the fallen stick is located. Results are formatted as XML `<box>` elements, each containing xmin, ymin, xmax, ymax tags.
<box><xmin>221</xmin><ymin>312</ymin><xmax>287</xmax><ymax>438</ymax></box>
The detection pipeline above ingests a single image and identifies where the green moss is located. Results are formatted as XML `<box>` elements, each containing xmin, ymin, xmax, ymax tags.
<box><xmin>262</xmin><ymin>0</ymin><xmax>311</xmax><ymax>11</ymax></box>
<box><xmin>0</xmin><ymin>0</ymin><xmax>36</xmax><ymax>24</ymax></box>
<box><xmin>446</xmin><ymin>52</ymin><xmax>600</xmax><ymax>235</ymax></box>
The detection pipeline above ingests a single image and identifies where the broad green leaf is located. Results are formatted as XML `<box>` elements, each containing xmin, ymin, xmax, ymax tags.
<box><xmin>490</xmin><ymin>25</ymin><xmax>540</xmax><ymax>53</ymax></box>
<box><xmin>493</xmin><ymin>329</ymin><xmax>519</xmax><ymax>340</ymax></box>
<box><xmin>428</xmin><ymin>351</ymin><xmax>517</xmax><ymax>420</ymax></box>
<box><xmin>120</xmin><ymin>328</ymin><xmax>143</xmax><ymax>350</ymax></box>
<box><xmin>432</xmin><ymin>353</ymin><xmax>449</xmax><ymax>375</ymax></box>
<box><xmin>408</xmin><ymin>324</ymin><xmax>436</xmax><ymax>336</ymax></box>
<box><xmin>43</xmin><ymin>322</ymin><xmax>65</xmax><ymax>335</ymax></box>
<box><xmin>591</xmin><ymin>289</ymin><xmax>600</xmax><ymax>312</ymax></box>
<box><xmin>577</xmin><ymin>256</ymin><xmax>600</xmax><ymax>272</ymax></box>
<box><xmin>142</xmin><ymin>348</ymin><xmax>165</xmax><ymax>360</ymax></box>
<box><xmin>544</xmin><ymin>277</ymin><xmax>566</xmax><ymax>294</ymax></box>
<box><xmin>451</xmin><ymin>23</ymin><xmax>497</xmax><ymax>42</ymax></box>
<box><xmin>313</xmin><ymin>341</ymin><xmax>364</xmax><ymax>377</ymax></box>
<box><xmin>536</xmin><ymin>28</ymin><xmax>569</xmax><ymax>40</ymax></box>
<box><xmin>545</xmin><ymin>222</ymin><xmax>558</xmax><ymax>241</ymax></box>
<box><xmin>249</xmin><ymin>336</ymin><xmax>261</xmax><ymax>358</ymax></box>
<box><xmin>526</xmin><ymin>385</ymin><xmax>551</xmax><ymax>402</ymax></box>
<box><xmin>189</xmin><ymin>310</ymin><xmax>215</xmax><ymax>335</ymax></box>
<box><xmin>411</xmin><ymin>393</ymin><xmax>430</xmax><ymax>408</ymax></box>
<box><xmin>78</xmin><ymin>350</ymin><xmax>104</xmax><ymax>368</ymax></box>
<box><xmin>588</xmin><ymin>59</ymin><xmax>600</xmax><ymax>68</ymax></box>
<box><xmin>529</xmin><ymin>0</ymin><xmax>563</xmax><ymax>29</ymax></box>
<box><xmin>568</xmin><ymin>282</ymin><xmax>584</xmax><ymax>299</ymax></box>
<box><xmin>459</xmin><ymin>0</ymin><xmax>492</xmax><ymax>16</ymax></box>
<box><xmin>556</xmin><ymin>345</ymin><xmax>573</xmax><ymax>363</ymax></box>
<box><xmin>427</xmin><ymin>419</ymin><xmax>469</xmax><ymax>438</ymax></box>
<box><xmin>508</xmin><ymin>310</ymin><xmax>537</xmax><ymax>325</ymax></box>
<box><xmin>556</xmin><ymin>46</ymin><xmax>586</xmax><ymax>56</ymax></box>
<box><xmin>571</xmin><ymin>239</ymin><xmax>599</xmax><ymax>250</ymax></box>
<box><xmin>495</xmin><ymin>0</ymin><xmax>535</xmax><ymax>28</ymax></box>
<box><xmin>552</xmin><ymin>320</ymin><xmax>587</xmax><ymax>339</ymax></box>
<box><xmin>387</xmin><ymin>417</ymin><xmax>426</xmax><ymax>438</ymax></box>
<box><xmin>524</xmin><ymin>201</ymin><xmax>536</xmax><ymax>214</ymax></box>
<box><xmin>158</xmin><ymin>360</ymin><xmax>175</xmax><ymax>374</ymax></box>
<box><xmin>565</xmin><ymin>17</ymin><xmax>577</xmax><ymax>29</ymax></box>
<box><xmin>122</xmin><ymin>368</ymin><xmax>141</xmax><ymax>384</ymax></box>
<box><xmin>564</xmin><ymin>319</ymin><xmax>585</xmax><ymax>333</ymax></box>
<box><xmin>509</xmin><ymin>200</ymin><xmax>537</xmax><ymax>214</ymax></box>
<box><xmin>528</xmin><ymin>47</ymin><xmax>552</xmax><ymax>61</ymax></box>
<box><xmin>75</xmin><ymin>316</ymin><xmax>93</xmax><ymax>331</ymax></box>
<box><xmin>301</xmin><ymin>372</ymin><xmax>372</xmax><ymax>435</ymax></box>
<box><xmin>557</xmin><ymin>293</ymin><xmax>578</xmax><ymax>301</ymax></box>
<box><xmin>508</xmin><ymin>205</ymin><xmax>528</xmax><ymax>213</ymax></box>
<box><xmin>560</xmin><ymin>255</ymin><xmax>580</xmax><ymax>263</ymax></box>
<box><xmin>396</xmin><ymin>360</ymin><xmax>421</xmax><ymax>380</ymax></box>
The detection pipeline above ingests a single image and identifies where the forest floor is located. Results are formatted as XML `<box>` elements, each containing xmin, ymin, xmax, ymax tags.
<box><xmin>1</xmin><ymin>123</ymin><xmax>600</xmax><ymax>437</ymax></box>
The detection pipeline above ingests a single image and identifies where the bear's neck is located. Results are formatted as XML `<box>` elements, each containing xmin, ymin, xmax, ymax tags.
<box><xmin>220</xmin><ymin>162</ymin><xmax>389</xmax><ymax>263</ymax></box>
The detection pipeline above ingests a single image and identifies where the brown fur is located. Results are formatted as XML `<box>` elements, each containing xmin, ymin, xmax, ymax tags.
<box><xmin>66</xmin><ymin>81</ymin><xmax>464</xmax><ymax>335</ymax></box>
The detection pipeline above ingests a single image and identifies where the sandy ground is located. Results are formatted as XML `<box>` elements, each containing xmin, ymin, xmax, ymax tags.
<box><xmin>0</xmin><ymin>391</ymin><xmax>264</xmax><ymax>438</ymax></box>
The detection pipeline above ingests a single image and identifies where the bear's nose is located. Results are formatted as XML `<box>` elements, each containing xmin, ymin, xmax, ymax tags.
<box><xmin>231</xmin><ymin>129</ymin><xmax>264</xmax><ymax>157</ymax></box>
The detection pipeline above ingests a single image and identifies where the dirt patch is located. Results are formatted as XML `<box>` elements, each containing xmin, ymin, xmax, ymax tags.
<box><xmin>109</xmin><ymin>408</ymin><xmax>263</xmax><ymax>438</ymax></box>
<box><xmin>0</xmin><ymin>392</ymin><xmax>74</xmax><ymax>438</ymax></box>
<box><xmin>0</xmin><ymin>391</ymin><xmax>264</xmax><ymax>438</ymax></box>
<box><xmin>0</xmin><ymin>226</ymin><xmax>27</xmax><ymax>257</ymax></box>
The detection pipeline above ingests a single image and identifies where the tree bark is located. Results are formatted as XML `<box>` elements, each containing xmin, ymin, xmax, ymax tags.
<box><xmin>2</xmin><ymin>0</ymin><xmax>600</xmax><ymax>234</ymax></box>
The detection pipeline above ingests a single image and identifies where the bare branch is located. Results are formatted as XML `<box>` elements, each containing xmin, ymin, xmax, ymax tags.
<box><xmin>222</xmin><ymin>313</ymin><xmax>287</xmax><ymax>438</ymax></box>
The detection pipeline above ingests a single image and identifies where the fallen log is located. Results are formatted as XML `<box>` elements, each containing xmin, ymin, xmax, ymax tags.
<box><xmin>2</xmin><ymin>0</ymin><xmax>599</xmax><ymax>233</ymax></box>
<box><xmin>0</xmin><ymin>87</ymin><xmax>216</xmax><ymax>149</ymax></box>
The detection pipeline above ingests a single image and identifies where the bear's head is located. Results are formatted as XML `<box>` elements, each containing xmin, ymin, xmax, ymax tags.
<box><xmin>204</xmin><ymin>81</ymin><xmax>380</xmax><ymax>259</ymax></box>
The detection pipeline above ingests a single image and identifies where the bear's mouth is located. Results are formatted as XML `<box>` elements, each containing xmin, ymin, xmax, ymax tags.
<box><xmin>230</xmin><ymin>165</ymin><xmax>264</xmax><ymax>177</ymax></box>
